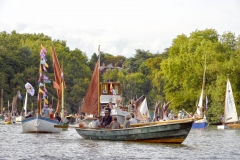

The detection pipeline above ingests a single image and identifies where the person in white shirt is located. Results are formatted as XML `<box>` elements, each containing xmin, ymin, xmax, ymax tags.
<box><xmin>129</xmin><ymin>113</ymin><xmax>137</xmax><ymax>124</ymax></box>
<box><xmin>168</xmin><ymin>110</ymin><xmax>174</xmax><ymax>120</ymax></box>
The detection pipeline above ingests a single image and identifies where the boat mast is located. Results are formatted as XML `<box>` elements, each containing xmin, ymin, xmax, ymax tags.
<box><xmin>98</xmin><ymin>45</ymin><xmax>101</xmax><ymax>116</ymax></box>
<box><xmin>61</xmin><ymin>64</ymin><xmax>65</xmax><ymax>119</ymax></box>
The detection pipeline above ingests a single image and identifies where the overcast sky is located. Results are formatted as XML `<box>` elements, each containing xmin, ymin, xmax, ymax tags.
<box><xmin>1</xmin><ymin>0</ymin><xmax>240</xmax><ymax>58</ymax></box>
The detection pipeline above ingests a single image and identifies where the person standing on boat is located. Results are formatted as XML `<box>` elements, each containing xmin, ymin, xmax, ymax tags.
<box><xmin>168</xmin><ymin>110</ymin><xmax>174</xmax><ymax>120</ymax></box>
<box><xmin>129</xmin><ymin>112</ymin><xmax>137</xmax><ymax>124</ymax></box>
<box><xmin>55</xmin><ymin>112</ymin><xmax>61</xmax><ymax>122</ymax></box>
<box><xmin>178</xmin><ymin>110</ymin><xmax>183</xmax><ymax>119</ymax></box>
<box><xmin>101</xmin><ymin>110</ymin><xmax>112</xmax><ymax>128</ymax></box>
<box><xmin>105</xmin><ymin>104</ymin><xmax>111</xmax><ymax>115</ymax></box>
<box><xmin>128</xmin><ymin>100</ymin><xmax>136</xmax><ymax>114</ymax></box>
<box><xmin>123</xmin><ymin>114</ymin><xmax>131</xmax><ymax>128</ymax></box>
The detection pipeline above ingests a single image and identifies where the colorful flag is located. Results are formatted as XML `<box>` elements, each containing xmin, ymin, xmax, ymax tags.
<box><xmin>25</xmin><ymin>82</ymin><xmax>35</xmax><ymax>96</ymax></box>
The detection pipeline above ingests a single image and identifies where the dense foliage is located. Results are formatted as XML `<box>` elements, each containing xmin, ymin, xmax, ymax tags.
<box><xmin>0</xmin><ymin>29</ymin><xmax>239</xmax><ymax>124</ymax></box>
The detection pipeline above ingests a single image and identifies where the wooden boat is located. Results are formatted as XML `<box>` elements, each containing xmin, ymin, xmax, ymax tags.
<box><xmin>5</xmin><ymin>121</ymin><xmax>12</xmax><ymax>125</ymax></box>
<box><xmin>192</xmin><ymin>55</ymin><xmax>208</xmax><ymax>129</ymax></box>
<box><xmin>74</xmin><ymin>46</ymin><xmax>194</xmax><ymax>144</ymax></box>
<box><xmin>217</xmin><ymin>77</ymin><xmax>239</xmax><ymax>129</ymax></box>
<box><xmin>22</xmin><ymin>44</ymin><xmax>63</xmax><ymax>133</ymax></box>
<box><xmin>76</xmin><ymin>119</ymin><xmax>193</xmax><ymax>143</ymax></box>
<box><xmin>22</xmin><ymin>116</ymin><xmax>61</xmax><ymax>133</ymax></box>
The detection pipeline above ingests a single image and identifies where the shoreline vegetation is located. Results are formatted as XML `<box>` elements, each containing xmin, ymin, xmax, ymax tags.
<box><xmin>0</xmin><ymin>29</ymin><xmax>240</xmax><ymax>125</ymax></box>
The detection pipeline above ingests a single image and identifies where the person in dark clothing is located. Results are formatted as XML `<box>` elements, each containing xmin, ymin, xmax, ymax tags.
<box><xmin>55</xmin><ymin>112</ymin><xmax>61</xmax><ymax>122</ymax></box>
<box><xmin>101</xmin><ymin>110</ymin><xmax>112</xmax><ymax>128</ymax></box>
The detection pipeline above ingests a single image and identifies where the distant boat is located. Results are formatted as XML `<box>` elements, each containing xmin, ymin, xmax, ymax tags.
<box><xmin>192</xmin><ymin>56</ymin><xmax>208</xmax><ymax>129</ymax></box>
<box><xmin>217</xmin><ymin>77</ymin><xmax>239</xmax><ymax>129</ymax></box>
<box><xmin>21</xmin><ymin>44</ymin><xmax>62</xmax><ymax>133</ymax></box>
<box><xmin>74</xmin><ymin>46</ymin><xmax>194</xmax><ymax>144</ymax></box>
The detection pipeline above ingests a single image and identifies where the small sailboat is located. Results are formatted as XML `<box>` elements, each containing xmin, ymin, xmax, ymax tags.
<box><xmin>217</xmin><ymin>77</ymin><xmax>239</xmax><ymax>129</ymax></box>
<box><xmin>21</xmin><ymin>44</ymin><xmax>61</xmax><ymax>133</ymax></box>
<box><xmin>192</xmin><ymin>56</ymin><xmax>208</xmax><ymax>129</ymax></box>
<box><xmin>73</xmin><ymin>46</ymin><xmax>194</xmax><ymax>144</ymax></box>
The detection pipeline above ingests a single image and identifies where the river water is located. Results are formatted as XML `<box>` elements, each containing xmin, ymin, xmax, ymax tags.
<box><xmin>0</xmin><ymin>122</ymin><xmax>239</xmax><ymax>160</ymax></box>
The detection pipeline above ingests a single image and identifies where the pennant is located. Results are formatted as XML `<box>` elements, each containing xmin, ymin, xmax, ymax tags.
<box><xmin>39</xmin><ymin>83</ymin><xmax>44</xmax><ymax>87</ymax></box>
<box><xmin>44</xmin><ymin>79</ymin><xmax>51</xmax><ymax>83</ymax></box>
<box><xmin>44</xmin><ymin>98</ymin><xmax>48</xmax><ymax>104</ymax></box>
<box><xmin>53</xmin><ymin>81</ymin><xmax>60</xmax><ymax>90</ymax></box>
<box><xmin>17</xmin><ymin>90</ymin><xmax>22</xmax><ymax>100</ymax></box>
<box><xmin>45</xmin><ymin>62</ymin><xmax>49</xmax><ymax>68</ymax></box>
<box><xmin>39</xmin><ymin>88</ymin><xmax>44</xmax><ymax>94</ymax></box>
<box><xmin>25</xmin><ymin>82</ymin><xmax>35</xmax><ymax>96</ymax></box>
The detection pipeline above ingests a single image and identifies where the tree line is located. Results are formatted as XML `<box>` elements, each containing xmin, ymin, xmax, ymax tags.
<box><xmin>0</xmin><ymin>29</ymin><xmax>239</xmax><ymax>124</ymax></box>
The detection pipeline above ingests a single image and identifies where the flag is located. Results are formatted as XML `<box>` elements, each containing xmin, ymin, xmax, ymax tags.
<box><xmin>25</xmin><ymin>82</ymin><xmax>35</xmax><ymax>96</ymax></box>
<box><xmin>153</xmin><ymin>102</ymin><xmax>160</xmax><ymax>121</ymax></box>
<box><xmin>162</xmin><ymin>101</ymin><xmax>172</xmax><ymax>118</ymax></box>
<box><xmin>205</xmin><ymin>96</ymin><xmax>208</xmax><ymax>110</ymax></box>
<box><xmin>17</xmin><ymin>90</ymin><xmax>22</xmax><ymax>100</ymax></box>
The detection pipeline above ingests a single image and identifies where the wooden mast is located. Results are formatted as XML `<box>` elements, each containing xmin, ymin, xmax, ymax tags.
<box><xmin>98</xmin><ymin>45</ymin><xmax>101</xmax><ymax>116</ymax></box>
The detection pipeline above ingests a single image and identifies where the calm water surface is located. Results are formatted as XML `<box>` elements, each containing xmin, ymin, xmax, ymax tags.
<box><xmin>0</xmin><ymin>122</ymin><xmax>239</xmax><ymax>160</ymax></box>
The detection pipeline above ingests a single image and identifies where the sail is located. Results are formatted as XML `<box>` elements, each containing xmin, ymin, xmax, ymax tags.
<box><xmin>224</xmin><ymin>78</ymin><xmax>238</xmax><ymax>123</ymax></box>
<box><xmin>139</xmin><ymin>98</ymin><xmax>149</xmax><ymax>119</ymax></box>
<box><xmin>153</xmin><ymin>102</ymin><xmax>161</xmax><ymax>121</ymax></box>
<box><xmin>196</xmin><ymin>56</ymin><xmax>206</xmax><ymax>117</ymax></box>
<box><xmin>81</xmin><ymin>60</ymin><xmax>100</xmax><ymax>116</ymax></box>
<box><xmin>162</xmin><ymin>101</ymin><xmax>171</xmax><ymax>119</ymax></box>
<box><xmin>52</xmin><ymin>45</ymin><xmax>63</xmax><ymax>113</ymax></box>
<box><xmin>12</xmin><ymin>94</ymin><xmax>18</xmax><ymax>114</ymax></box>
<box><xmin>135</xmin><ymin>95</ymin><xmax>145</xmax><ymax>121</ymax></box>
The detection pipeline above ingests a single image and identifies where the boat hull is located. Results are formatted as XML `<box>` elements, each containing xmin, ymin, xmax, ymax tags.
<box><xmin>191</xmin><ymin>119</ymin><xmax>208</xmax><ymax>129</ymax></box>
<box><xmin>227</xmin><ymin>124</ymin><xmax>240</xmax><ymax>129</ymax></box>
<box><xmin>5</xmin><ymin>121</ymin><xmax>12</xmax><ymax>125</ymax></box>
<box><xmin>22</xmin><ymin>117</ymin><xmax>61</xmax><ymax>133</ymax></box>
<box><xmin>217</xmin><ymin>125</ymin><xmax>229</xmax><ymax>129</ymax></box>
<box><xmin>75</xmin><ymin>119</ymin><xmax>193</xmax><ymax>144</ymax></box>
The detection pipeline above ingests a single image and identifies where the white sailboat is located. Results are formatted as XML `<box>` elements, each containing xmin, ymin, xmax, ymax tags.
<box><xmin>192</xmin><ymin>56</ymin><xmax>208</xmax><ymax>129</ymax></box>
<box><xmin>21</xmin><ymin>44</ymin><xmax>61</xmax><ymax>133</ymax></box>
<box><xmin>217</xmin><ymin>78</ymin><xmax>238</xmax><ymax>129</ymax></box>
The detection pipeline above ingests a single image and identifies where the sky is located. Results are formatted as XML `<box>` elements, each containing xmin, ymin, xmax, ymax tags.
<box><xmin>0</xmin><ymin>0</ymin><xmax>240</xmax><ymax>59</ymax></box>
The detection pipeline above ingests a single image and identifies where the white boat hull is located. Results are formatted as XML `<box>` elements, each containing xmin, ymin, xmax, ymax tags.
<box><xmin>22</xmin><ymin>116</ymin><xmax>61</xmax><ymax>133</ymax></box>
<box><xmin>217</xmin><ymin>125</ymin><xmax>229</xmax><ymax>129</ymax></box>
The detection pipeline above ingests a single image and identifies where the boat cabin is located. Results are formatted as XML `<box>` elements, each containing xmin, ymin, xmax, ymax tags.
<box><xmin>100</xmin><ymin>82</ymin><xmax>122</xmax><ymax>108</ymax></box>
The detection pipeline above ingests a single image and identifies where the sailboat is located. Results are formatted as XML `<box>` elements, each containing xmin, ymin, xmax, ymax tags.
<box><xmin>21</xmin><ymin>44</ymin><xmax>61</xmax><ymax>133</ymax></box>
<box><xmin>217</xmin><ymin>77</ymin><xmax>239</xmax><ymax>129</ymax></box>
<box><xmin>73</xmin><ymin>46</ymin><xmax>194</xmax><ymax>144</ymax></box>
<box><xmin>191</xmin><ymin>56</ymin><xmax>208</xmax><ymax>129</ymax></box>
